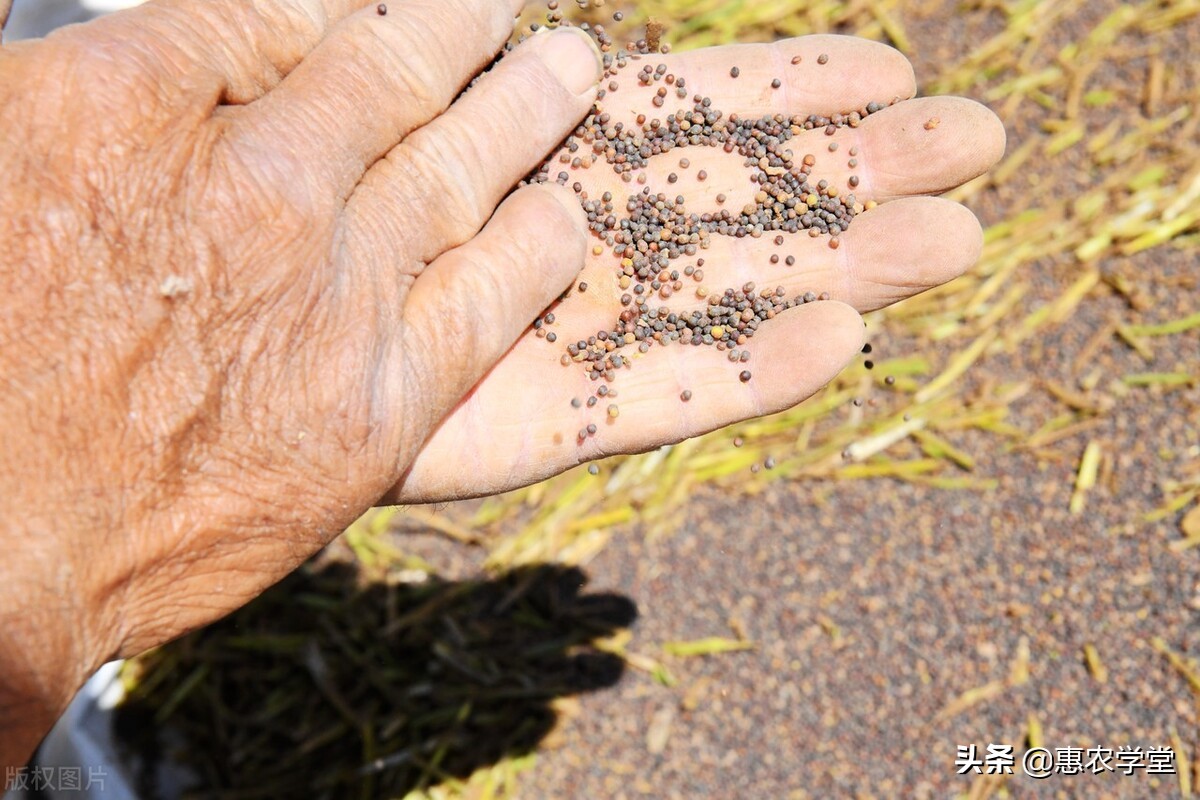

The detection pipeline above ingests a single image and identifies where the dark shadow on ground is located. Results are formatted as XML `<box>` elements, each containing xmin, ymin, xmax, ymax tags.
<box><xmin>114</xmin><ymin>560</ymin><xmax>636</xmax><ymax>799</ymax></box>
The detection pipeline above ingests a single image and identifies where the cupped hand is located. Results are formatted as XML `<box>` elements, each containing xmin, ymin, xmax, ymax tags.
<box><xmin>0</xmin><ymin>0</ymin><xmax>603</xmax><ymax>763</ymax></box>
<box><xmin>393</xmin><ymin>34</ymin><xmax>1006</xmax><ymax>502</ymax></box>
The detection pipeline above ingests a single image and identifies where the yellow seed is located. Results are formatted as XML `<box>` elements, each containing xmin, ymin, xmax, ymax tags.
<box><xmin>711</xmin><ymin>326</ymin><xmax>726</xmax><ymax>338</ymax></box>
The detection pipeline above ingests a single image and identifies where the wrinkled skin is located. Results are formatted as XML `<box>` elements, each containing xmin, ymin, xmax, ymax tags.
<box><xmin>0</xmin><ymin>0</ymin><xmax>1004</xmax><ymax>769</ymax></box>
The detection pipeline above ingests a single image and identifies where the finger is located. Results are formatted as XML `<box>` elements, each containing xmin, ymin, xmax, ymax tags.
<box><xmin>807</xmin><ymin>96</ymin><xmax>1007</xmax><ymax>201</ymax></box>
<box><xmin>0</xmin><ymin>0</ymin><xmax>11</xmax><ymax>39</ymax></box>
<box><xmin>598</xmin><ymin>35</ymin><xmax>916</xmax><ymax>125</ymax></box>
<box><xmin>589</xmin><ymin>197</ymin><xmax>983</xmax><ymax>317</ymax></box>
<box><xmin>234</xmin><ymin>0</ymin><xmax>528</xmax><ymax>198</ymax></box>
<box><xmin>81</xmin><ymin>0</ymin><xmax>373</xmax><ymax>105</ymax></box>
<box><xmin>396</xmin><ymin>184</ymin><xmax>589</xmax><ymax>433</ymax></box>
<box><xmin>347</xmin><ymin>27</ymin><xmax>603</xmax><ymax>264</ymax></box>
<box><xmin>392</xmin><ymin>300</ymin><xmax>865</xmax><ymax>502</ymax></box>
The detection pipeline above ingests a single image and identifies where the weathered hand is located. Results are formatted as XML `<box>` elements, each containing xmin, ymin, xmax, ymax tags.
<box><xmin>0</xmin><ymin>0</ymin><xmax>603</xmax><ymax>765</ymax></box>
<box><xmin>393</xmin><ymin>35</ymin><xmax>1006</xmax><ymax>502</ymax></box>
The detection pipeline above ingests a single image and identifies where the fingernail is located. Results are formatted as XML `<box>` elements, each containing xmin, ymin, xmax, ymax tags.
<box><xmin>536</xmin><ymin>27</ymin><xmax>603</xmax><ymax>96</ymax></box>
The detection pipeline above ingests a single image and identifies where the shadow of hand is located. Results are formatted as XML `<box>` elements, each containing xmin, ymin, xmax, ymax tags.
<box><xmin>115</xmin><ymin>561</ymin><xmax>636</xmax><ymax>798</ymax></box>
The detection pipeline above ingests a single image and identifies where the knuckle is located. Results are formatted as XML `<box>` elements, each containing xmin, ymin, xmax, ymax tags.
<box><xmin>405</xmin><ymin>133</ymin><xmax>489</xmax><ymax>245</ymax></box>
<box><xmin>344</xmin><ymin>15</ymin><xmax>446</xmax><ymax>118</ymax></box>
<box><xmin>207</xmin><ymin>130</ymin><xmax>330</xmax><ymax>260</ymax></box>
<box><xmin>251</xmin><ymin>0</ymin><xmax>328</xmax><ymax>42</ymax></box>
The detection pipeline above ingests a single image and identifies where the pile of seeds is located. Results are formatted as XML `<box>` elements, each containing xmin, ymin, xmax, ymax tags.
<box><xmin>512</xmin><ymin>7</ymin><xmax>893</xmax><ymax>444</ymax></box>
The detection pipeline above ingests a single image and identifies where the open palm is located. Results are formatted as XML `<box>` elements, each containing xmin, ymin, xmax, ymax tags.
<box><xmin>393</xmin><ymin>34</ymin><xmax>1006</xmax><ymax>503</ymax></box>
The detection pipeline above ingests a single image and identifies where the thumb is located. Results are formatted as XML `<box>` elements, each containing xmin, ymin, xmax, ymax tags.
<box><xmin>398</xmin><ymin>182</ymin><xmax>588</xmax><ymax>431</ymax></box>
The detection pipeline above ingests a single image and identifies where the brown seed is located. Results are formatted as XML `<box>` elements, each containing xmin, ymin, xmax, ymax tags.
<box><xmin>829</xmin><ymin>237</ymin><xmax>841</xmax><ymax>250</ymax></box>
<box><xmin>739</xmin><ymin>370</ymin><xmax>752</xmax><ymax>382</ymax></box>
<box><xmin>771</xmin><ymin>79</ymin><xmax>782</xmax><ymax>89</ymax></box>
<box><xmin>376</xmin><ymin>2</ymin><xmax>387</xmax><ymax>14</ymax></box>
<box><xmin>791</xmin><ymin>55</ymin><xmax>802</xmax><ymax>65</ymax></box>
<box><xmin>571</xmin><ymin>397</ymin><xmax>582</xmax><ymax>409</ymax></box>
<box><xmin>680</xmin><ymin>390</ymin><xmax>692</xmax><ymax>402</ymax></box>
<box><xmin>885</xmin><ymin>376</ymin><xmax>896</xmax><ymax>386</ymax></box>
<box><xmin>730</xmin><ymin>67</ymin><xmax>740</xmax><ymax>78</ymax></box>
<box><xmin>817</xmin><ymin>53</ymin><xmax>829</xmax><ymax>65</ymax></box>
